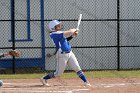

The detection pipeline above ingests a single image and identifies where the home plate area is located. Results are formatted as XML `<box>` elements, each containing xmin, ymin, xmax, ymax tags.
<box><xmin>0</xmin><ymin>85</ymin><xmax>90</xmax><ymax>93</ymax></box>
<box><xmin>0</xmin><ymin>78</ymin><xmax>92</xmax><ymax>93</ymax></box>
<box><xmin>0</xmin><ymin>78</ymin><xmax>140</xmax><ymax>93</ymax></box>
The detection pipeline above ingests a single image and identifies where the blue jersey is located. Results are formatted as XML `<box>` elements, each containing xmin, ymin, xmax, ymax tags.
<box><xmin>50</xmin><ymin>31</ymin><xmax>71</xmax><ymax>52</ymax></box>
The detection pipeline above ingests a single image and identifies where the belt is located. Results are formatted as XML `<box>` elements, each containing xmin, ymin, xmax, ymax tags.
<box><xmin>61</xmin><ymin>51</ymin><xmax>70</xmax><ymax>54</ymax></box>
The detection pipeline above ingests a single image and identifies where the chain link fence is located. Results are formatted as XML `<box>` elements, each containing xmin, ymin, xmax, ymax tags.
<box><xmin>0</xmin><ymin>0</ymin><xmax>140</xmax><ymax>74</ymax></box>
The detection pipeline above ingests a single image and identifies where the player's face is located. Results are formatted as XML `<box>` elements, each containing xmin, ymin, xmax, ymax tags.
<box><xmin>55</xmin><ymin>24</ymin><xmax>62</xmax><ymax>31</ymax></box>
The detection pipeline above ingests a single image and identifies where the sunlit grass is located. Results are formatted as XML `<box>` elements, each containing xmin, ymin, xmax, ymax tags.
<box><xmin>0</xmin><ymin>70</ymin><xmax>140</xmax><ymax>79</ymax></box>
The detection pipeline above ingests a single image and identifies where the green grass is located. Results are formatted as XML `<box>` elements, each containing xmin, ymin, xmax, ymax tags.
<box><xmin>62</xmin><ymin>70</ymin><xmax>140</xmax><ymax>78</ymax></box>
<box><xmin>0</xmin><ymin>70</ymin><xmax>140</xmax><ymax>79</ymax></box>
<box><xmin>86</xmin><ymin>70</ymin><xmax>140</xmax><ymax>78</ymax></box>
<box><xmin>0</xmin><ymin>74</ymin><xmax>43</xmax><ymax>79</ymax></box>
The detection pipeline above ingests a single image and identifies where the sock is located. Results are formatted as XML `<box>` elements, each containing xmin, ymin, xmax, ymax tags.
<box><xmin>77</xmin><ymin>70</ymin><xmax>87</xmax><ymax>82</ymax></box>
<box><xmin>43</xmin><ymin>72</ymin><xmax>55</xmax><ymax>80</ymax></box>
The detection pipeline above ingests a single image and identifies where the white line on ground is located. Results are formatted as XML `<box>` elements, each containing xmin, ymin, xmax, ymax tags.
<box><xmin>0</xmin><ymin>90</ymin><xmax>70</xmax><ymax>93</ymax></box>
<box><xmin>5</xmin><ymin>82</ymin><xmax>140</xmax><ymax>86</ymax></box>
<box><xmin>4</xmin><ymin>83</ymin><xmax>40</xmax><ymax>85</ymax></box>
<box><xmin>4</xmin><ymin>83</ymin><xmax>83</xmax><ymax>87</ymax></box>
<box><xmin>2</xmin><ymin>82</ymin><xmax>140</xmax><ymax>93</ymax></box>
<box><xmin>67</xmin><ymin>89</ymin><xmax>89</xmax><ymax>93</ymax></box>
<box><xmin>0</xmin><ymin>88</ymin><xmax>89</xmax><ymax>93</ymax></box>
<box><xmin>97</xmin><ymin>82</ymin><xmax>140</xmax><ymax>88</ymax></box>
<box><xmin>2</xmin><ymin>83</ymin><xmax>90</xmax><ymax>93</ymax></box>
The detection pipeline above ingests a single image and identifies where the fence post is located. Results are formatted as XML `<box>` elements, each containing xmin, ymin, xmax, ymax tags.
<box><xmin>11</xmin><ymin>0</ymin><xmax>16</xmax><ymax>74</ymax></box>
<box><xmin>117</xmin><ymin>0</ymin><xmax>120</xmax><ymax>71</ymax></box>
<box><xmin>40</xmin><ymin>0</ymin><xmax>46</xmax><ymax>69</ymax></box>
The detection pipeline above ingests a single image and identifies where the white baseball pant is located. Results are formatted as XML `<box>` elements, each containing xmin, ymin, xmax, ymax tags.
<box><xmin>54</xmin><ymin>50</ymin><xmax>81</xmax><ymax>77</ymax></box>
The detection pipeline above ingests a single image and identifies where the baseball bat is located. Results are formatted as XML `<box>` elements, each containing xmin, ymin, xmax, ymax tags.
<box><xmin>76</xmin><ymin>14</ymin><xmax>82</xmax><ymax>30</ymax></box>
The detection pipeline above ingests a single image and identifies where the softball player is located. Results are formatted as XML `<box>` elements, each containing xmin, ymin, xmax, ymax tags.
<box><xmin>0</xmin><ymin>52</ymin><xmax>10</xmax><ymax>87</ymax></box>
<box><xmin>40</xmin><ymin>20</ymin><xmax>91</xmax><ymax>87</ymax></box>
<box><xmin>0</xmin><ymin>50</ymin><xmax>21</xmax><ymax>87</ymax></box>
<box><xmin>0</xmin><ymin>53</ymin><xmax>6</xmax><ymax>87</ymax></box>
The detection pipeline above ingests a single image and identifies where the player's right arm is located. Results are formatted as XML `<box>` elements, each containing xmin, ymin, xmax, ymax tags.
<box><xmin>64</xmin><ymin>28</ymin><xmax>79</xmax><ymax>38</ymax></box>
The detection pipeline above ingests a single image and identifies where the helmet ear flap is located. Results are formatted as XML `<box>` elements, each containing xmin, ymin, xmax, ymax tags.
<box><xmin>51</xmin><ymin>27</ymin><xmax>55</xmax><ymax>31</ymax></box>
<box><xmin>48</xmin><ymin>24</ymin><xmax>55</xmax><ymax>31</ymax></box>
<box><xmin>61</xmin><ymin>24</ymin><xmax>64</xmax><ymax>30</ymax></box>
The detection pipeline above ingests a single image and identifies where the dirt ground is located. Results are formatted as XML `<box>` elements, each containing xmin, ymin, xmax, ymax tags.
<box><xmin>0</xmin><ymin>77</ymin><xmax>140</xmax><ymax>93</ymax></box>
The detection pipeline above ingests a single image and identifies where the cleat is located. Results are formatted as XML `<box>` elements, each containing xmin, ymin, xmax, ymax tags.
<box><xmin>84</xmin><ymin>82</ymin><xmax>91</xmax><ymax>87</ymax></box>
<box><xmin>40</xmin><ymin>77</ymin><xmax>50</xmax><ymax>86</ymax></box>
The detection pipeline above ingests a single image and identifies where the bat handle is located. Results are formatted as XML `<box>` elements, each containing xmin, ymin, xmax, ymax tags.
<box><xmin>76</xmin><ymin>28</ymin><xmax>79</xmax><ymax>31</ymax></box>
<box><xmin>73</xmin><ymin>29</ymin><xmax>79</xmax><ymax>37</ymax></box>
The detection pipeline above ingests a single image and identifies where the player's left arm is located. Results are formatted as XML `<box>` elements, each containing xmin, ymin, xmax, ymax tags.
<box><xmin>0</xmin><ymin>52</ymin><xmax>10</xmax><ymax>58</ymax></box>
<box><xmin>66</xmin><ymin>35</ymin><xmax>73</xmax><ymax>41</ymax></box>
<box><xmin>0</xmin><ymin>50</ymin><xmax>21</xmax><ymax>58</ymax></box>
<box><xmin>0</xmin><ymin>53</ymin><xmax>5</xmax><ymax>58</ymax></box>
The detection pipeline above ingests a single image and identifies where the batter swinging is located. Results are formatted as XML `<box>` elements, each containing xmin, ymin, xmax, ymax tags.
<box><xmin>40</xmin><ymin>20</ymin><xmax>91</xmax><ymax>87</ymax></box>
